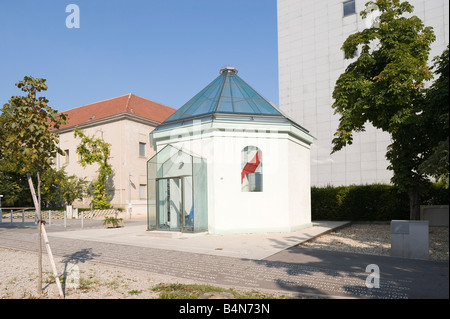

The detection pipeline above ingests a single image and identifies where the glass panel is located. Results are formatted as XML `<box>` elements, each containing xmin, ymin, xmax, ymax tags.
<box><xmin>161</xmin><ymin>150</ymin><xmax>193</xmax><ymax>178</ymax></box>
<box><xmin>147</xmin><ymin>157</ymin><xmax>157</xmax><ymax>230</ymax></box>
<box><xmin>168</xmin><ymin>178</ymin><xmax>182</xmax><ymax>231</ymax></box>
<box><xmin>157</xmin><ymin>178</ymin><xmax>182</xmax><ymax>231</ymax></box>
<box><xmin>228</xmin><ymin>75</ymin><xmax>282</xmax><ymax>115</ymax></box>
<box><xmin>157</xmin><ymin>179</ymin><xmax>169</xmax><ymax>229</ymax></box>
<box><xmin>183</xmin><ymin>176</ymin><xmax>194</xmax><ymax>231</ymax></box>
<box><xmin>193</xmin><ymin>157</ymin><xmax>208</xmax><ymax>231</ymax></box>
<box><xmin>160</xmin><ymin>69</ymin><xmax>283</xmax><ymax>124</ymax></box>
<box><xmin>163</xmin><ymin>75</ymin><xmax>225</xmax><ymax>123</ymax></box>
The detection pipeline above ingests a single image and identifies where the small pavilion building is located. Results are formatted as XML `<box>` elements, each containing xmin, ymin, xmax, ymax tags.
<box><xmin>147</xmin><ymin>66</ymin><xmax>314</xmax><ymax>234</ymax></box>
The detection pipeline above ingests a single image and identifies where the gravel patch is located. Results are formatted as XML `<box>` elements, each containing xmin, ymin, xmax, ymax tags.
<box><xmin>301</xmin><ymin>223</ymin><xmax>449</xmax><ymax>262</ymax></box>
<box><xmin>0</xmin><ymin>247</ymin><xmax>202</xmax><ymax>299</ymax></box>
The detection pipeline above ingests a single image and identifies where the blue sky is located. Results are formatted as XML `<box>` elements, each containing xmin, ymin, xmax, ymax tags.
<box><xmin>0</xmin><ymin>0</ymin><xmax>279</xmax><ymax>113</ymax></box>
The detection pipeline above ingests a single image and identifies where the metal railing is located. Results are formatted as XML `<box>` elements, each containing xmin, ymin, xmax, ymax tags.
<box><xmin>0</xmin><ymin>207</ymin><xmax>119</xmax><ymax>229</ymax></box>
<box><xmin>0</xmin><ymin>207</ymin><xmax>88</xmax><ymax>228</ymax></box>
<box><xmin>0</xmin><ymin>207</ymin><xmax>35</xmax><ymax>224</ymax></box>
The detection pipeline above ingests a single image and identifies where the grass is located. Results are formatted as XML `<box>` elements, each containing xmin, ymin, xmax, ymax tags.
<box><xmin>151</xmin><ymin>283</ymin><xmax>286</xmax><ymax>299</ymax></box>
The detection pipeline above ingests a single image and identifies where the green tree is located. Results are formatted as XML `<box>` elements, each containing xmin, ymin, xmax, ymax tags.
<box><xmin>418</xmin><ymin>46</ymin><xmax>449</xmax><ymax>188</ymax></box>
<box><xmin>61</xmin><ymin>172</ymin><xmax>88</xmax><ymax>206</ymax></box>
<box><xmin>330</xmin><ymin>0</ymin><xmax>440</xmax><ymax>220</ymax></box>
<box><xmin>0</xmin><ymin>76</ymin><xmax>67</xmax><ymax>292</ymax></box>
<box><xmin>0</xmin><ymin>155</ymin><xmax>87</xmax><ymax>209</ymax></box>
<box><xmin>40</xmin><ymin>167</ymin><xmax>87</xmax><ymax>208</ymax></box>
<box><xmin>40</xmin><ymin>167</ymin><xmax>66</xmax><ymax>208</ymax></box>
<box><xmin>0</xmin><ymin>147</ymin><xmax>33</xmax><ymax>207</ymax></box>
<box><xmin>74</xmin><ymin>127</ymin><xmax>113</xmax><ymax>209</ymax></box>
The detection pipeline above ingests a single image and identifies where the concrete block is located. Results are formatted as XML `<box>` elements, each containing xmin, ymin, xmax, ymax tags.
<box><xmin>391</xmin><ymin>220</ymin><xmax>429</xmax><ymax>260</ymax></box>
<box><xmin>391</xmin><ymin>220</ymin><xmax>410</xmax><ymax>234</ymax></box>
<box><xmin>420</xmin><ymin>205</ymin><xmax>449</xmax><ymax>226</ymax></box>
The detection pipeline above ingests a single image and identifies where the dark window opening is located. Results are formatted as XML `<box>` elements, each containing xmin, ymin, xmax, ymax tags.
<box><xmin>344</xmin><ymin>0</ymin><xmax>356</xmax><ymax>17</ymax></box>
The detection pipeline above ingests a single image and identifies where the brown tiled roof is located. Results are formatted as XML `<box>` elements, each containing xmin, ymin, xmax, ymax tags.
<box><xmin>59</xmin><ymin>94</ymin><xmax>176</xmax><ymax>130</ymax></box>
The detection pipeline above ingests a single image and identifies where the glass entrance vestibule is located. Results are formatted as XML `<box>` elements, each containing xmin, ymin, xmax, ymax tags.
<box><xmin>156</xmin><ymin>176</ymin><xmax>193</xmax><ymax>231</ymax></box>
<box><xmin>147</xmin><ymin>145</ymin><xmax>207</xmax><ymax>232</ymax></box>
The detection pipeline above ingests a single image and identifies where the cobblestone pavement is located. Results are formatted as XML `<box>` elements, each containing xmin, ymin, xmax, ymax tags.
<box><xmin>0</xmin><ymin>222</ymin><xmax>448</xmax><ymax>299</ymax></box>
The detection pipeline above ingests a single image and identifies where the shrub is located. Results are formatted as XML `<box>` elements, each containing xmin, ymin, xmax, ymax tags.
<box><xmin>311</xmin><ymin>183</ymin><xmax>448</xmax><ymax>221</ymax></box>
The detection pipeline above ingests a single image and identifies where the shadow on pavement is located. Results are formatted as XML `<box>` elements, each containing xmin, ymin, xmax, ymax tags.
<box><xmin>258</xmin><ymin>246</ymin><xmax>449</xmax><ymax>299</ymax></box>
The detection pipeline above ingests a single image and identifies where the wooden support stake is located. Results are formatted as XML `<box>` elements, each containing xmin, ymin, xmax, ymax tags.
<box><xmin>41</xmin><ymin>223</ymin><xmax>64</xmax><ymax>298</ymax></box>
<box><xmin>26</xmin><ymin>174</ymin><xmax>39</xmax><ymax>210</ymax></box>
<box><xmin>27</xmin><ymin>173</ymin><xmax>64</xmax><ymax>298</ymax></box>
<box><xmin>26</xmin><ymin>173</ymin><xmax>42</xmax><ymax>294</ymax></box>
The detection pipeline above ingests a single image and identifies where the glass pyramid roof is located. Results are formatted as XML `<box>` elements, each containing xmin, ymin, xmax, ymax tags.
<box><xmin>162</xmin><ymin>66</ymin><xmax>284</xmax><ymax>124</ymax></box>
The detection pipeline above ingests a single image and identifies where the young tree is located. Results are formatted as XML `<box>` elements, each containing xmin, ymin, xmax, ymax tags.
<box><xmin>0</xmin><ymin>76</ymin><xmax>67</xmax><ymax>292</ymax></box>
<box><xmin>74</xmin><ymin>127</ymin><xmax>113</xmax><ymax>209</ymax></box>
<box><xmin>330</xmin><ymin>0</ymin><xmax>439</xmax><ymax>220</ymax></box>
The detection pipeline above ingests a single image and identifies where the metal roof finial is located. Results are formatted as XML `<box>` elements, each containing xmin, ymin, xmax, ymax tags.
<box><xmin>220</xmin><ymin>65</ymin><xmax>238</xmax><ymax>75</ymax></box>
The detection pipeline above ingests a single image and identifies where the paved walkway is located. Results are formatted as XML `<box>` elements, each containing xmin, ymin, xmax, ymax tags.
<box><xmin>0</xmin><ymin>220</ymin><xmax>448</xmax><ymax>299</ymax></box>
<box><xmin>44</xmin><ymin>220</ymin><xmax>351</xmax><ymax>260</ymax></box>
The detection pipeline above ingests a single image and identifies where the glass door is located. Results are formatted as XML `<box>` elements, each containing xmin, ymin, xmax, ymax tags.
<box><xmin>156</xmin><ymin>177</ymin><xmax>182</xmax><ymax>231</ymax></box>
<box><xmin>183</xmin><ymin>176</ymin><xmax>194</xmax><ymax>231</ymax></box>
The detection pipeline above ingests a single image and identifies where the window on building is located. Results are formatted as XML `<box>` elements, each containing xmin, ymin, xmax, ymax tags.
<box><xmin>139</xmin><ymin>142</ymin><xmax>146</xmax><ymax>157</ymax></box>
<box><xmin>241</xmin><ymin>146</ymin><xmax>262</xmax><ymax>192</ymax></box>
<box><xmin>139</xmin><ymin>184</ymin><xmax>147</xmax><ymax>199</ymax></box>
<box><xmin>64</xmin><ymin>150</ymin><xmax>69</xmax><ymax>164</ymax></box>
<box><xmin>343</xmin><ymin>0</ymin><xmax>356</xmax><ymax>17</ymax></box>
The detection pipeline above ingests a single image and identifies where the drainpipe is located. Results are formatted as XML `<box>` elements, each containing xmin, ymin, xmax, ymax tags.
<box><xmin>128</xmin><ymin>173</ymin><xmax>133</xmax><ymax>219</ymax></box>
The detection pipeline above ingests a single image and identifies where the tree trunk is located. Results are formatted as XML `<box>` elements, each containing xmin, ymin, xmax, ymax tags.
<box><xmin>408</xmin><ymin>187</ymin><xmax>420</xmax><ymax>220</ymax></box>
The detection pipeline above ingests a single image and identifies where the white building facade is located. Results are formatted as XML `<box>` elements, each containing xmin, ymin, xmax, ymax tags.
<box><xmin>148</xmin><ymin>67</ymin><xmax>314</xmax><ymax>234</ymax></box>
<box><xmin>278</xmin><ymin>0</ymin><xmax>449</xmax><ymax>187</ymax></box>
